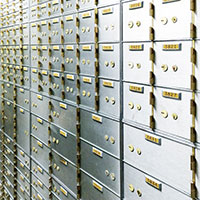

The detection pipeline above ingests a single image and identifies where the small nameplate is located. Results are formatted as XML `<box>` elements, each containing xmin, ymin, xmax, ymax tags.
<box><xmin>163</xmin><ymin>44</ymin><xmax>181</xmax><ymax>51</ymax></box>
<box><xmin>92</xmin><ymin>114</ymin><xmax>102</xmax><ymax>123</ymax></box>
<box><xmin>92</xmin><ymin>147</ymin><xmax>103</xmax><ymax>157</ymax></box>
<box><xmin>129</xmin><ymin>45</ymin><xmax>144</xmax><ymax>51</ymax></box>
<box><xmin>93</xmin><ymin>180</ymin><xmax>103</xmax><ymax>192</ymax></box>
<box><xmin>129</xmin><ymin>2</ymin><xmax>144</xmax><ymax>10</ymax></box>
<box><xmin>145</xmin><ymin>134</ymin><xmax>161</xmax><ymax>145</ymax></box>
<box><xmin>145</xmin><ymin>176</ymin><xmax>162</xmax><ymax>191</ymax></box>
<box><xmin>129</xmin><ymin>85</ymin><xmax>144</xmax><ymax>93</ymax></box>
<box><xmin>162</xmin><ymin>91</ymin><xmax>181</xmax><ymax>100</ymax></box>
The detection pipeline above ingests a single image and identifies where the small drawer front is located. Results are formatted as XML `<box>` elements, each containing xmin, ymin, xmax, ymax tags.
<box><xmin>64</xmin><ymin>45</ymin><xmax>77</xmax><ymax>74</ymax></box>
<box><xmin>16</xmin><ymin>106</ymin><xmax>30</xmax><ymax>153</ymax></box>
<box><xmin>79</xmin><ymin>44</ymin><xmax>96</xmax><ymax>76</ymax></box>
<box><xmin>154</xmin><ymin>0</ymin><xmax>191</xmax><ymax>40</ymax></box>
<box><xmin>16</xmin><ymin>86</ymin><xmax>30</xmax><ymax>110</ymax></box>
<box><xmin>51</xmin><ymin>124</ymin><xmax>76</xmax><ymax>164</ymax></box>
<box><xmin>31</xmin><ymin>114</ymin><xmax>49</xmax><ymax>146</ymax></box>
<box><xmin>64</xmin><ymin>73</ymin><xmax>77</xmax><ymax>103</ymax></box>
<box><xmin>51</xmin><ymin>99</ymin><xmax>76</xmax><ymax>134</ymax></box>
<box><xmin>81</xmin><ymin>171</ymin><xmax>120</xmax><ymax>200</ymax></box>
<box><xmin>154</xmin><ymin>41</ymin><xmax>192</xmax><ymax>90</ymax></box>
<box><xmin>31</xmin><ymin>159</ymin><xmax>50</xmax><ymax>188</ymax></box>
<box><xmin>98</xmin><ymin>5</ymin><xmax>120</xmax><ymax>42</ymax></box>
<box><xmin>52</xmin><ymin>150</ymin><xmax>77</xmax><ymax>195</ymax></box>
<box><xmin>124</xmin><ymin>163</ymin><xmax>191</xmax><ymax>200</ymax></box>
<box><xmin>99</xmin><ymin>43</ymin><xmax>120</xmax><ymax>80</ymax></box>
<box><xmin>154</xmin><ymin>87</ymin><xmax>192</xmax><ymax>140</ymax></box>
<box><xmin>123</xmin><ymin>42</ymin><xmax>151</xmax><ymax>84</ymax></box>
<box><xmin>52</xmin><ymin>177</ymin><xmax>77</xmax><ymax>200</ymax></box>
<box><xmin>99</xmin><ymin>79</ymin><xmax>120</xmax><ymax>118</ymax></box>
<box><xmin>80</xmin><ymin>109</ymin><xmax>120</xmax><ymax>158</ymax></box>
<box><xmin>64</xmin><ymin>14</ymin><xmax>77</xmax><ymax>43</ymax></box>
<box><xmin>32</xmin><ymin>173</ymin><xmax>49</xmax><ymax>200</ymax></box>
<box><xmin>31</xmin><ymin>92</ymin><xmax>49</xmax><ymax>121</ymax></box>
<box><xmin>78</xmin><ymin>10</ymin><xmax>96</xmax><ymax>43</ymax></box>
<box><xmin>124</xmin><ymin>124</ymin><xmax>192</xmax><ymax>195</ymax></box>
<box><xmin>31</xmin><ymin>136</ymin><xmax>50</xmax><ymax>171</ymax></box>
<box><xmin>123</xmin><ymin>0</ymin><xmax>152</xmax><ymax>42</ymax></box>
<box><xmin>123</xmin><ymin>83</ymin><xmax>151</xmax><ymax>127</ymax></box>
<box><xmin>80</xmin><ymin>141</ymin><xmax>120</xmax><ymax>195</ymax></box>
<box><xmin>80</xmin><ymin>75</ymin><xmax>95</xmax><ymax>109</ymax></box>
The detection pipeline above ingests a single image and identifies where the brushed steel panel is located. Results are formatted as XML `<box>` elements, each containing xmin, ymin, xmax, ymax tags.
<box><xmin>16</xmin><ymin>86</ymin><xmax>30</xmax><ymax>110</ymax></box>
<box><xmin>80</xmin><ymin>171</ymin><xmax>120</xmax><ymax>200</ymax></box>
<box><xmin>63</xmin><ymin>0</ymin><xmax>77</xmax><ymax>14</ymax></box>
<box><xmin>64</xmin><ymin>73</ymin><xmax>77</xmax><ymax>103</ymax></box>
<box><xmin>50</xmin><ymin>99</ymin><xmax>76</xmax><ymax>134</ymax></box>
<box><xmin>123</xmin><ymin>42</ymin><xmax>151</xmax><ymax>84</ymax></box>
<box><xmin>52</xmin><ymin>177</ymin><xmax>76</xmax><ymax>200</ymax></box>
<box><xmin>154</xmin><ymin>41</ymin><xmax>192</xmax><ymax>90</ymax></box>
<box><xmin>51</xmin><ymin>124</ymin><xmax>76</xmax><ymax>164</ymax></box>
<box><xmin>32</xmin><ymin>173</ymin><xmax>49</xmax><ymax>199</ymax></box>
<box><xmin>98</xmin><ymin>5</ymin><xmax>120</xmax><ymax>42</ymax></box>
<box><xmin>80</xmin><ymin>109</ymin><xmax>120</xmax><ymax>157</ymax></box>
<box><xmin>123</xmin><ymin>83</ymin><xmax>151</xmax><ymax>127</ymax></box>
<box><xmin>49</xmin><ymin>45</ymin><xmax>63</xmax><ymax>71</ymax></box>
<box><xmin>31</xmin><ymin>114</ymin><xmax>49</xmax><ymax>146</ymax></box>
<box><xmin>31</xmin><ymin>159</ymin><xmax>50</xmax><ymax>188</ymax></box>
<box><xmin>80</xmin><ymin>141</ymin><xmax>120</xmax><ymax>195</ymax></box>
<box><xmin>123</xmin><ymin>0</ymin><xmax>152</xmax><ymax>42</ymax></box>
<box><xmin>79</xmin><ymin>44</ymin><xmax>96</xmax><ymax>76</ymax></box>
<box><xmin>154</xmin><ymin>87</ymin><xmax>192</xmax><ymax>140</ymax></box>
<box><xmin>52</xmin><ymin>150</ymin><xmax>77</xmax><ymax>195</ymax></box>
<box><xmin>64</xmin><ymin>14</ymin><xmax>77</xmax><ymax>43</ymax></box>
<box><xmin>124</xmin><ymin>163</ymin><xmax>191</xmax><ymax>200</ymax></box>
<box><xmin>64</xmin><ymin>44</ymin><xmax>77</xmax><ymax>74</ymax></box>
<box><xmin>99</xmin><ymin>43</ymin><xmax>120</xmax><ymax>80</ymax></box>
<box><xmin>16</xmin><ymin>106</ymin><xmax>30</xmax><ymax>153</ymax></box>
<box><xmin>31</xmin><ymin>136</ymin><xmax>50</xmax><ymax>171</ymax></box>
<box><xmin>79</xmin><ymin>9</ymin><xmax>96</xmax><ymax>43</ymax></box>
<box><xmin>31</xmin><ymin>92</ymin><xmax>49</xmax><ymax>121</ymax></box>
<box><xmin>79</xmin><ymin>75</ymin><xmax>95</xmax><ymax>109</ymax></box>
<box><xmin>124</xmin><ymin>125</ymin><xmax>192</xmax><ymax>195</ymax></box>
<box><xmin>154</xmin><ymin>0</ymin><xmax>191</xmax><ymax>40</ymax></box>
<box><xmin>99</xmin><ymin>79</ymin><xmax>120</xmax><ymax>118</ymax></box>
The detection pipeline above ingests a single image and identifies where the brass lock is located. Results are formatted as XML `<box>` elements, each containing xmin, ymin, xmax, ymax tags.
<box><xmin>136</xmin><ymin>104</ymin><xmax>141</xmax><ymax>111</ymax></box>
<box><xmin>110</xmin><ymin>61</ymin><xmax>115</xmax><ymax>68</ymax></box>
<box><xmin>105</xmin><ymin>96</ymin><xmax>109</xmax><ymax>102</ymax></box>
<box><xmin>87</xmin><ymin>92</ymin><xmax>91</xmax><ymax>97</ymax></box>
<box><xmin>128</xmin><ymin>62</ymin><xmax>134</xmax><ymax>69</ymax></box>
<box><xmin>136</xmin><ymin>148</ymin><xmax>142</xmax><ymax>155</ymax></box>
<box><xmin>172</xmin><ymin>16</ymin><xmax>177</xmax><ymax>23</ymax></box>
<box><xmin>128</xmin><ymin>21</ymin><xmax>134</xmax><ymax>28</ymax></box>
<box><xmin>161</xmin><ymin>64</ymin><xmax>168</xmax><ymax>72</ymax></box>
<box><xmin>110</xmin><ymin>136</ymin><xmax>115</xmax><ymax>144</ymax></box>
<box><xmin>137</xmin><ymin>189</ymin><xmax>142</xmax><ymax>197</ymax></box>
<box><xmin>136</xmin><ymin>21</ymin><xmax>141</xmax><ymax>27</ymax></box>
<box><xmin>82</xmin><ymin>90</ymin><xmax>86</xmax><ymax>96</ymax></box>
<box><xmin>110</xmin><ymin>173</ymin><xmax>116</xmax><ymax>181</ymax></box>
<box><xmin>172</xmin><ymin>113</ymin><xmax>178</xmax><ymax>120</ymax></box>
<box><xmin>128</xmin><ymin>144</ymin><xmax>134</xmax><ymax>152</ymax></box>
<box><xmin>161</xmin><ymin>17</ymin><xmax>168</xmax><ymax>25</ymax></box>
<box><xmin>128</xmin><ymin>102</ymin><xmax>134</xmax><ymax>109</ymax></box>
<box><xmin>105</xmin><ymin>170</ymin><xmax>109</xmax><ymax>176</ymax></box>
<box><xmin>161</xmin><ymin>110</ymin><xmax>168</xmax><ymax>118</ymax></box>
<box><xmin>136</xmin><ymin>63</ymin><xmax>141</xmax><ymax>69</ymax></box>
<box><xmin>104</xmin><ymin>135</ymin><xmax>109</xmax><ymax>141</ymax></box>
<box><xmin>172</xmin><ymin>65</ymin><xmax>178</xmax><ymax>72</ymax></box>
<box><xmin>110</xmin><ymin>97</ymin><xmax>115</xmax><ymax>105</ymax></box>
